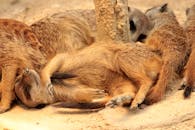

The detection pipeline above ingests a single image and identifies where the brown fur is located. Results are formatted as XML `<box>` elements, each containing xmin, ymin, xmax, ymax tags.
<box><xmin>181</xmin><ymin>5</ymin><xmax>195</xmax><ymax>97</ymax></box>
<box><xmin>144</xmin><ymin>4</ymin><xmax>188</xmax><ymax>104</ymax></box>
<box><xmin>15</xmin><ymin>69</ymin><xmax>106</xmax><ymax>107</ymax></box>
<box><xmin>0</xmin><ymin>19</ymin><xmax>45</xmax><ymax>113</ymax></box>
<box><xmin>30</xmin><ymin>12</ymin><xmax>95</xmax><ymax>60</ymax></box>
<box><xmin>16</xmin><ymin>10</ymin><xmax>157</xmax><ymax>109</ymax></box>
<box><xmin>0</xmin><ymin>12</ymin><xmax>95</xmax><ymax>112</ymax></box>
<box><xmin>64</xmin><ymin>9</ymin><xmax>96</xmax><ymax>32</ymax></box>
<box><xmin>37</xmin><ymin>41</ymin><xmax>162</xmax><ymax>109</ymax></box>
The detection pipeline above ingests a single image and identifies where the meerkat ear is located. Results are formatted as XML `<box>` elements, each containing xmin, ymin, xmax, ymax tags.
<box><xmin>186</xmin><ymin>8</ymin><xmax>190</xmax><ymax>16</ymax></box>
<box><xmin>160</xmin><ymin>3</ymin><xmax>168</xmax><ymax>12</ymax></box>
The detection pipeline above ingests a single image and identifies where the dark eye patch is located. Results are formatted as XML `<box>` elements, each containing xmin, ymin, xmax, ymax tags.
<box><xmin>23</xmin><ymin>84</ymin><xmax>32</xmax><ymax>100</ymax></box>
<box><xmin>137</xmin><ymin>34</ymin><xmax>147</xmax><ymax>42</ymax></box>
<box><xmin>129</xmin><ymin>20</ymin><xmax>136</xmax><ymax>33</ymax></box>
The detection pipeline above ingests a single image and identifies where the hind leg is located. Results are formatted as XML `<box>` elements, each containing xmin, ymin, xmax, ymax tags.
<box><xmin>65</xmin><ymin>85</ymin><xmax>108</xmax><ymax>103</ymax></box>
<box><xmin>106</xmin><ymin>81</ymin><xmax>136</xmax><ymax>108</ymax></box>
<box><xmin>52</xmin><ymin>78</ymin><xmax>108</xmax><ymax>103</ymax></box>
<box><xmin>0</xmin><ymin>65</ymin><xmax>17</xmax><ymax>113</ymax></box>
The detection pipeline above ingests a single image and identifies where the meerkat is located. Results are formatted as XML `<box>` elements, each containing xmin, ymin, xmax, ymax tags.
<box><xmin>181</xmin><ymin>5</ymin><xmax>195</xmax><ymax>98</ymax></box>
<box><xmin>15</xmin><ymin>68</ymin><xmax>106</xmax><ymax>108</ymax></box>
<box><xmin>0</xmin><ymin>19</ymin><xmax>46</xmax><ymax>113</ymax></box>
<box><xmin>128</xmin><ymin>7</ymin><xmax>152</xmax><ymax>42</ymax></box>
<box><xmin>143</xmin><ymin>3</ymin><xmax>188</xmax><ymax>104</ymax></box>
<box><xmin>13</xmin><ymin>12</ymin><xmax>101</xmax><ymax>109</ymax></box>
<box><xmin>0</xmin><ymin>16</ymin><xmax>101</xmax><ymax>113</ymax></box>
<box><xmin>36</xmin><ymin>41</ymin><xmax>162</xmax><ymax>109</ymax></box>
<box><xmin>14</xmin><ymin>8</ymin><xmax>156</xmax><ymax>108</ymax></box>
<box><xmin>32</xmin><ymin>8</ymin><xmax>150</xmax><ymax>45</ymax></box>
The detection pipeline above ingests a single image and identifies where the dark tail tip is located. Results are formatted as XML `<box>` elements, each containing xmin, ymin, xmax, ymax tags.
<box><xmin>53</xmin><ymin>102</ymin><xmax>105</xmax><ymax>109</ymax></box>
<box><xmin>184</xmin><ymin>86</ymin><xmax>192</xmax><ymax>98</ymax></box>
<box><xmin>51</xmin><ymin>73</ymin><xmax>76</xmax><ymax>79</ymax></box>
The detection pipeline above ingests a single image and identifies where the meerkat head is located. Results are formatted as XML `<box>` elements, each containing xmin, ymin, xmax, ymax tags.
<box><xmin>15</xmin><ymin>68</ymin><xmax>41</xmax><ymax>107</ymax></box>
<box><xmin>128</xmin><ymin>7</ymin><xmax>152</xmax><ymax>42</ymax></box>
<box><xmin>186</xmin><ymin>5</ymin><xmax>195</xmax><ymax>19</ymax></box>
<box><xmin>15</xmin><ymin>68</ymin><xmax>77</xmax><ymax>108</ymax></box>
<box><xmin>145</xmin><ymin>3</ymin><xmax>174</xmax><ymax>20</ymax></box>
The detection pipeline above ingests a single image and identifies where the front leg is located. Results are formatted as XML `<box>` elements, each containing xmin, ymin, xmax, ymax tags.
<box><xmin>0</xmin><ymin>65</ymin><xmax>17</xmax><ymax>113</ymax></box>
<box><xmin>130</xmin><ymin>77</ymin><xmax>152</xmax><ymax>109</ymax></box>
<box><xmin>41</xmin><ymin>52</ymin><xmax>95</xmax><ymax>88</ymax></box>
<box><xmin>41</xmin><ymin>53</ymin><xmax>66</xmax><ymax>88</ymax></box>
<box><xmin>106</xmin><ymin>81</ymin><xmax>136</xmax><ymax>108</ymax></box>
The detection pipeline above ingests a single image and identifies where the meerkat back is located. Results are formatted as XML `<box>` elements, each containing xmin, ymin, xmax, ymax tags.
<box><xmin>30</xmin><ymin>12</ymin><xmax>95</xmax><ymax>59</ymax></box>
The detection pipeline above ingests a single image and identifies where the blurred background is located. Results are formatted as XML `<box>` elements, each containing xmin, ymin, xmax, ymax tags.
<box><xmin>0</xmin><ymin>0</ymin><xmax>194</xmax><ymax>25</ymax></box>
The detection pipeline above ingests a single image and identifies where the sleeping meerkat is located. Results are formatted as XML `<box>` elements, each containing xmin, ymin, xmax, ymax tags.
<box><xmin>0</xmin><ymin>10</ymin><xmax>99</xmax><ymax>112</ymax></box>
<box><xmin>37</xmin><ymin>41</ymin><xmax>162</xmax><ymax>109</ymax></box>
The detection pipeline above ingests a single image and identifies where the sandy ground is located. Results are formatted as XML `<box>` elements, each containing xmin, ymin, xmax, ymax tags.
<box><xmin>0</xmin><ymin>0</ymin><xmax>195</xmax><ymax>130</ymax></box>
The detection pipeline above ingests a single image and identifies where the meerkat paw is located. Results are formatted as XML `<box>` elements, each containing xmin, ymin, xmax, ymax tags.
<box><xmin>130</xmin><ymin>97</ymin><xmax>144</xmax><ymax>110</ymax></box>
<box><xmin>40</xmin><ymin>71</ymin><xmax>51</xmax><ymax>88</ymax></box>
<box><xmin>106</xmin><ymin>94</ymin><xmax>132</xmax><ymax>108</ymax></box>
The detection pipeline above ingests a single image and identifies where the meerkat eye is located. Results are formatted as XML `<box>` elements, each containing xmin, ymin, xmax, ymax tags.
<box><xmin>129</xmin><ymin>20</ymin><xmax>136</xmax><ymax>33</ymax></box>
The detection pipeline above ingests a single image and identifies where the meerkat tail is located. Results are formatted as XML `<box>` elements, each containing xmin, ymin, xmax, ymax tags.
<box><xmin>52</xmin><ymin>96</ymin><xmax>110</xmax><ymax>109</ymax></box>
<box><xmin>51</xmin><ymin>72</ymin><xmax>77</xmax><ymax>79</ymax></box>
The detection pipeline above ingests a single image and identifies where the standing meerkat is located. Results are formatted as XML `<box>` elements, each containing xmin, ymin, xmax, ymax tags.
<box><xmin>143</xmin><ymin>3</ymin><xmax>188</xmax><ymax>104</ymax></box>
<box><xmin>181</xmin><ymin>5</ymin><xmax>195</xmax><ymax>98</ymax></box>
